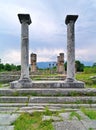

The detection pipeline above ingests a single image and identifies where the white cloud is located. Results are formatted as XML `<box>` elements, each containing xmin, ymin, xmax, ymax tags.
<box><xmin>76</xmin><ymin>47</ymin><xmax>96</xmax><ymax>62</ymax></box>
<box><xmin>0</xmin><ymin>0</ymin><xmax>96</xmax><ymax>65</ymax></box>
<box><xmin>30</xmin><ymin>48</ymin><xmax>66</xmax><ymax>62</ymax></box>
<box><xmin>2</xmin><ymin>49</ymin><xmax>21</xmax><ymax>65</ymax></box>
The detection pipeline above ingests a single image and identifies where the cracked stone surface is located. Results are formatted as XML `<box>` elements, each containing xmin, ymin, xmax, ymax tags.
<box><xmin>0</xmin><ymin>113</ymin><xmax>20</xmax><ymax>130</ymax></box>
<box><xmin>52</xmin><ymin>111</ymin><xmax>96</xmax><ymax>130</ymax></box>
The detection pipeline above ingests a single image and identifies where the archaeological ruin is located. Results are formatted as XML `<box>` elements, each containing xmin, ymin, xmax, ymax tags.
<box><xmin>57</xmin><ymin>53</ymin><xmax>65</xmax><ymax>74</ymax></box>
<box><xmin>30</xmin><ymin>53</ymin><xmax>37</xmax><ymax>72</ymax></box>
<box><xmin>10</xmin><ymin>14</ymin><xmax>84</xmax><ymax>88</ymax></box>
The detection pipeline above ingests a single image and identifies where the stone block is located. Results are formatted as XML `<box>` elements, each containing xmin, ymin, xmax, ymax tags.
<box><xmin>0</xmin><ymin>96</ymin><xmax>28</xmax><ymax>103</ymax></box>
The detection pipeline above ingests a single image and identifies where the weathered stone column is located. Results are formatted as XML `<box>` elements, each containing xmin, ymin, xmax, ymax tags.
<box><xmin>64</xmin><ymin>15</ymin><xmax>84</xmax><ymax>88</ymax></box>
<box><xmin>10</xmin><ymin>14</ymin><xmax>32</xmax><ymax>88</ymax></box>
<box><xmin>18</xmin><ymin>14</ymin><xmax>31</xmax><ymax>81</ymax></box>
<box><xmin>65</xmin><ymin>15</ymin><xmax>78</xmax><ymax>82</ymax></box>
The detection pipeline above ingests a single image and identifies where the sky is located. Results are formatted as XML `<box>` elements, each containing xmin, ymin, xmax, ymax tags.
<box><xmin>0</xmin><ymin>0</ymin><xmax>96</xmax><ymax>65</ymax></box>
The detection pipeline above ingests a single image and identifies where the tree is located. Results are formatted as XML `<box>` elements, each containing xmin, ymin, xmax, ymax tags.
<box><xmin>64</xmin><ymin>60</ymin><xmax>84</xmax><ymax>72</ymax></box>
<box><xmin>75</xmin><ymin>60</ymin><xmax>84</xmax><ymax>72</ymax></box>
<box><xmin>93</xmin><ymin>62</ymin><xmax>96</xmax><ymax>67</ymax></box>
<box><xmin>11</xmin><ymin>64</ymin><xmax>17</xmax><ymax>71</ymax></box>
<box><xmin>16</xmin><ymin>65</ymin><xmax>21</xmax><ymax>71</ymax></box>
<box><xmin>64</xmin><ymin>62</ymin><xmax>67</xmax><ymax>71</ymax></box>
<box><xmin>4</xmin><ymin>63</ymin><xmax>12</xmax><ymax>71</ymax></box>
<box><xmin>0</xmin><ymin>63</ymin><xmax>4</xmax><ymax>71</ymax></box>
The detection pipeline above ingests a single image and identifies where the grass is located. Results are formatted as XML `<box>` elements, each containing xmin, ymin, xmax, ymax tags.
<box><xmin>81</xmin><ymin>108</ymin><xmax>96</xmax><ymax>119</ymax></box>
<box><xmin>69</xmin><ymin>111</ymin><xmax>82</xmax><ymax>120</ymax></box>
<box><xmin>0</xmin><ymin>83</ymin><xmax>2</xmax><ymax>88</ymax></box>
<box><xmin>76</xmin><ymin>73</ymin><xmax>96</xmax><ymax>88</ymax></box>
<box><xmin>9</xmin><ymin>106</ymin><xmax>96</xmax><ymax>130</ymax></box>
<box><xmin>89</xmin><ymin>128</ymin><xmax>94</xmax><ymax>130</ymax></box>
<box><xmin>13</xmin><ymin>107</ymin><xmax>65</xmax><ymax>130</ymax></box>
<box><xmin>13</xmin><ymin>112</ymin><xmax>54</xmax><ymax>130</ymax></box>
<box><xmin>0</xmin><ymin>82</ymin><xmax>9</xmax><ymax>88</ymax></box>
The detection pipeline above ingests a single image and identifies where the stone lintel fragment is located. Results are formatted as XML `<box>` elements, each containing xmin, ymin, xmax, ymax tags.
<box><xmin>18</xmin><ymin>14</ymin><xmax>32</xmax><ymax>25</ymax></box>
<box><xmin>65</xmin><ymin>15</ymin><xmax>78</xmax><ymax>25</ymax></box>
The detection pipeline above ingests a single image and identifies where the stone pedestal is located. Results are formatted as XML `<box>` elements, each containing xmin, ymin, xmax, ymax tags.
<box><xmin>64</xmin><ymin>15</ymin><xmax>84</xmax><ymax>88</ymax></box>
<box><xmin>11</xmin><ymin>14</ymin><xmax>32</xmax><ymax>88</ymax></box>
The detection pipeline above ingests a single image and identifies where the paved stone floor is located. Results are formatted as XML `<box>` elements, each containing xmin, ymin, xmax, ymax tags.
<box><xmin>0</xmin><ymin>111</ymin><xmax>96</xmax><ymax>130</ymax></box>
<box><xmin>0</xmin><ymin>113</ymin><xmax>20</xmax><ymax>130</ymax></box>
<box><xmin>53</xmin><ymin>111</ymin><xmax>96</xmax><ymax>130</ymax></box>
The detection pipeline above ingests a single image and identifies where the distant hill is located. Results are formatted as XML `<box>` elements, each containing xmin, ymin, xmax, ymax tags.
<box><xmin>81</xmin><ymin>61</ymin><xmax>93</xmax><ymax>66</ymax></box>
<box><xmin>37</xmin><ymin>62</ymin><xmax>56</xmax><ymax>69</ymax></box>
<box><xmin>37</xmin><ymin>61</ymin><xmax>93</xmax><ymax>69</ymax></box>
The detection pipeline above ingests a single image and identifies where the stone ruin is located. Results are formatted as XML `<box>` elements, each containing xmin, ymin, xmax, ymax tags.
<box><xmin>10</xmin><ymin>14</ymin><xmax>84</xmax><ymax>88</ymax></box>
<box><xmin>30</xmin><ymin>53</ymin><xmax>37</xmax><ymax>72</ymax></box>
<box><xmin>57</xmin><ymin>53</ymin><xmax>65</xmax><ymax>74</ymax></box>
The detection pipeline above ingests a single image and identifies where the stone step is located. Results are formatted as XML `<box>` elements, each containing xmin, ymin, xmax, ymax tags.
<box><xmin>0</xmin><ymin>103</ymin><xmax>96</xmax><ymax>108</ymax></box>
<box><xmin>0</xmin><ymin>96</ymin><xmax>28</xmax><ymax>103</ymax></box>
<box><xmin>11</xmin><ymin>80</ymin><xmax>84</xmax><ymax>88</ymax></box>
<box><xmin>0</xmin><ymin>88</ymin><xmax>96</xmax><ymax>96</ymax></box>
<box><xmin>0</xmin><ymin>104</ymin><xmax>96</xmax><ymax>113</ymax></box>
<box><xmin>0</xmin><ymin>96</ymin><xmax>96</xmax><ymax>103</ymax></box>
<box><xmin>0</xmin><ymin>103</ymin><xmax>27</xmax><ymax>107</ymax></box>
<box><xmin>29</xmin><ymin>96</ymin><xmax>96</xmax><ymax>103</ymax></box>
<box><xmin>19</xmin><ymin>104</ymin><xmax>96</xmax><ymax>112</ymax></box>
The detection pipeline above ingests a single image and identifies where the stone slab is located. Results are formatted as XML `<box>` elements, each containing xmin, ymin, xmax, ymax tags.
<box><xmin>10</xmin><ymin>80</ymin><xmax>84</xmax><ymax>89</ymax></box>
<box><xmin>0</xmin><ymin>96</ymin><xmax>28</xmax><ymax>103</ymax></box>
<box><xmin>29</xmin><ymin>96</ymin><xmax>96</xmax><ymax>103</ymax></box>
<box><xmin>53</xmin><ymin>120</ymin><xmax>86</xmax><ymax>130</ymax></box>
<box><xmin>0</xmin><ymin>107</ymin><xmax>19</xmax><ymax>113</ymax></box>
<box><xmin>0</xmin><ymin>114</ymin><xmax>20</xmax><ymax>125</ymax></box>
<box><xmin>42</xmin><ymin>115</ymin><xmax>61</xmax><ymax>121</ymax></box>
<box><xmin>81</xmin><ymin>120</ymin><xmax>96</xmax><ymax>129</ymax></box>
<box><xmin>0</xmin><ymin>126</ymin><xmax>14</xmax><ymax>130</ymax></box>
<box><xmin>0</xmin><ymin>88</ymin><xmax>96</xmax><ymax>96</ymax></box>
<box><xmin>0</xmin><ymin>103</ymin><xmax>27</xmax><ymax>107</ymax></box>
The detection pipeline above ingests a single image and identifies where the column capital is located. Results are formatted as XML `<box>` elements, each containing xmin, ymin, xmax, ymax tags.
<box><xmin>65</xmin><ymin>15</ymin><xmax>78</xmax><ymax>25</ymax></box>
<box><xmin>18</xmin><ymin>14</ymin><xmax>32</xmax><ymax>25</ymax></box>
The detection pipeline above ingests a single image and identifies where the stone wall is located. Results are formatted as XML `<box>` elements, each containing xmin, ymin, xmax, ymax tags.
<box><xmin>0</xmin><ymin>72</ymin><xmax>20</xmax><ymax>83</ymax></box>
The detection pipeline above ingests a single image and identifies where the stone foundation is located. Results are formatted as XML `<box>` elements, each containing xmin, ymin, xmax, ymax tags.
<box><xmin>10</xmin><ymin>80</ymin><xmax>84</xmax><ymax>89</ymax></box>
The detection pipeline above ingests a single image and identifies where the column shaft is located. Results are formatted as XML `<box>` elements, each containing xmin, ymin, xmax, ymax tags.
<box><xmin>21</xmin><ymin>22</ymin><xmax>29</xmax><ymax>79</ymax></box>
<box><xmin>67</xmin><ymin>21</ymin><xmax>75</xmax><ymax>81</ymax></box>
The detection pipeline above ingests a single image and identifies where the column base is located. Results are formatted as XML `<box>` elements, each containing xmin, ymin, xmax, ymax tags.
<box><xmin>10</xmin><ymin>78</ymin><xmax>32</xmax><ymax>89</ymax></box>
<box><xmin>64</xmin><ymin>78</ymin><xmax>85</xmax><ymax>88</ymax></box>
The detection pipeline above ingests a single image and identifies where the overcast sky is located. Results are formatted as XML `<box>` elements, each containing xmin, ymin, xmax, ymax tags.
<box><xmin>0</xmin><ymin>0</ymin><xmax>96</xmax><ymax>65</ymax></box>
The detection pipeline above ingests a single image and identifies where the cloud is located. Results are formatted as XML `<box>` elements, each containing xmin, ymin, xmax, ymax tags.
<box><xmin>2</xmin><ymin>49</ymin><xmax>21</xmax><ymax>64</ymax></box>
<box><xmin>76</xmin><ymin>47</ymin><xmax>96</xmax><ymax>62</ymax></box>
<box><xmin>30</xmin><ymin>48</ymin><xmax>66</xmax><ymax>62</ymax></box>
<box><xmin>0</xmin><ymin>0</ymin><xmax>96</xmax><ymax>65</ymax></box>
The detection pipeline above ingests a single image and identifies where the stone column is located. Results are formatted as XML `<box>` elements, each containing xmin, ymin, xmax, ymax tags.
<box><xmin>10</xmin><ymin>14</ymin><xmax>32</xmax><ymax>88</ymax></box>
<box><xmin>64</xmin><ymin>15</ymin><xmax>84</xmax><ymax>88</ymax></box>
<box><xmin>65</xmin><ymin>15</ymin><xmax>78</xmax><ymax>82</ymax></box>
<box><xmin>18</xmin><ymin>14</ymin><xmax>32</xmax><ymax>82</ymax></box>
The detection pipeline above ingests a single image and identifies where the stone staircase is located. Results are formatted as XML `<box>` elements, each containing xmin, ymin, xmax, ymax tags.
<box><xmin>0</xmin><ymin>84</ymin><xmax>96</xmax><ymax>113</ymax></box>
